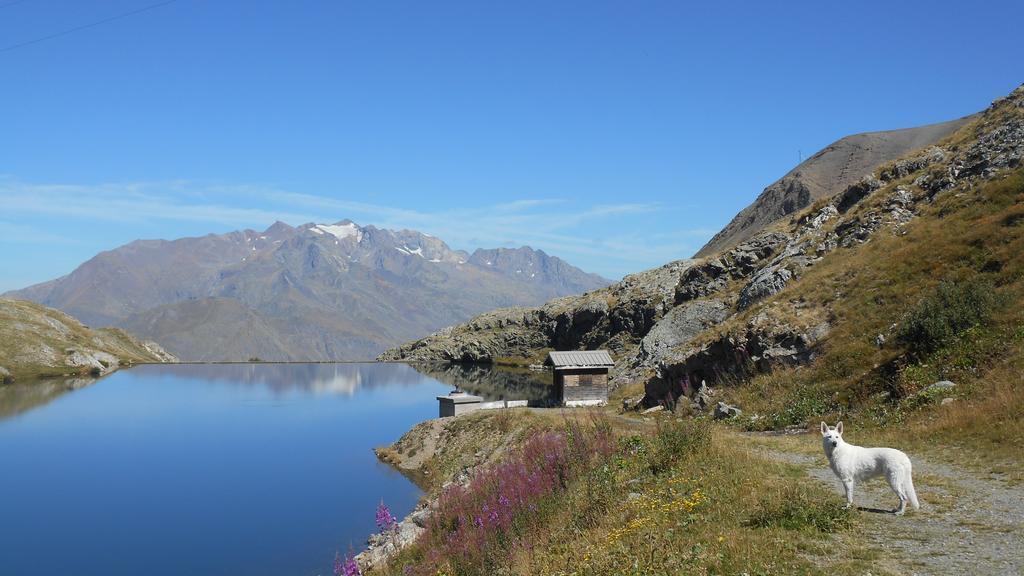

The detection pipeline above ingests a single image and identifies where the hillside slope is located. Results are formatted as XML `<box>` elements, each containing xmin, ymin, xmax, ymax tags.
<box><xmin>381</xmin><ymin>84</ymin><xmax>1023</xmax><ymax>414</ymax></box>
<box><xmin>7</xmin><ymin>221</ymin><xmax>610</xmax><ymax>361</ymax></box>
<box><xmin>0</xmin><ymin>298</ymin><xmax>176</xmax><ymax>382</ymax></box>
<box><xmin>369</xmin><ymin>85</ymin><xmax>1024</xmax><ymax>576</ymax></box>
<box><xmin>695</xmin><ymin>116</ymin><xmax>972</xmax><ymax>257</ymax></box>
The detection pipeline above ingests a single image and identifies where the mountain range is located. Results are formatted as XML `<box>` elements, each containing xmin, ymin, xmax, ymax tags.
<box><xmin>6</xmin><ymin>221</ymin><xmax>610</xmax><ymax>361</ymax></box>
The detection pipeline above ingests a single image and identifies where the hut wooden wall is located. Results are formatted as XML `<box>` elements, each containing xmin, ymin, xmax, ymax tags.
<box><xmin>557</xmin><ymin>369</ymin><xmax>608</xmax><ymax>404</ymax></box>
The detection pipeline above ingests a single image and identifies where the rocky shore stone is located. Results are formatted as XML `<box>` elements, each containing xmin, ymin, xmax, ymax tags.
<box><xmin>355</xmin><ymin>503</ymin><xmax>431</xmax><ymax>570</ymax></box>
<box><xmin>713</xmin><ymin>402</ymin><xmax>742</xmax><ymax>420</ymax></box>
<box><xmin>621</xmin><ymin>394</ymin><xmax>645</xmax><ymax>412</ymax></box>
<box><xmin>925</xmin><ymin>380</ymin><xmax>956</xmax><ymax>393</ymax></box>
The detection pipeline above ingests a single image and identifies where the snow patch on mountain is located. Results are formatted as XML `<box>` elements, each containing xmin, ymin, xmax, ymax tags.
<box><xmin>316</xmin><ymin>223</ymin><xmax>363</xmax><ymax>242</ymax></box>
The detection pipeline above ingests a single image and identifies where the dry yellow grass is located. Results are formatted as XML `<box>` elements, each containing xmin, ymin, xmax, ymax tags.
<box><xmin>721</xmin><ymin>166</ymin><xmax>1024</xmax><ymax>461</ymax></box>
<box><xmin>0</xmin><ymin>297</ymin><xmax>171</xmax><ymax>381</ymax></box>
<box><xmin>373</xmin><ymin>415</ymin><xmax>880</xmax><ymax>576</ymax></box>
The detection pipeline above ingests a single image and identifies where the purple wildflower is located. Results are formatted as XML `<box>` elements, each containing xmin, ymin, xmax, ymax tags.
<box><xmin>334</xmin><ymin>552</ymin><xmax>361</xmax><ymax>576</ymax></box>
<box><xmin>375</xmin><ymin>501</ymin><xmax>397</xmax><ymax>532</ymax></box>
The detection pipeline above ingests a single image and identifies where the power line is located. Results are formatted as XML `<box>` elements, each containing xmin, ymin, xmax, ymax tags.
<box><xmin>0</xmin><ymin>0</ymin><xmax>178</xmax><ymax>54</ymax></box>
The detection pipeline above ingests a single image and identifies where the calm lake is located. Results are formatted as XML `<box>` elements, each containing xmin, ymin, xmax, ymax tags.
<box><xmin>0</xmin><ymin>363</ymin><xmax>551</xmax><ymax>576</ymax></box>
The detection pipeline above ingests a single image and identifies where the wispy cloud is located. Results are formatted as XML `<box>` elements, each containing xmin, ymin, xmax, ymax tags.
<box><xmin>0</xmin><ymin>220</ymin><xmax>75</xmax><ymax>245</ymax></box>
<box><xmin>0</xmin><ymin>178</ymin><xmax>706</xmax><ymax>278</ymax></box>
<box><xmin>0</xmin><ymin>179</ymin><xmax>321</xmax><ymax>226</ymax></box>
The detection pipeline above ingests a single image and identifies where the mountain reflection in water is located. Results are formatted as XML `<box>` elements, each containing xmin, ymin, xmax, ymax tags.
<box><xmin>140</xmin><ymin>362</ymin><xmax>441</xmax><ymax>396</ymax></box>
<box><xmin>0</xmin><ymin>376</ymin><xmax>98</xmax><ymax>420</ymax></box>
<box><xmin>410</xmin><ymin>363</ymin><xmax>559</xmax><ymax>406</ymax></box>
<box><xmin>0</xmin><ymin>362</ymin><xmax>558</xmax><ymax>422</ymax></box>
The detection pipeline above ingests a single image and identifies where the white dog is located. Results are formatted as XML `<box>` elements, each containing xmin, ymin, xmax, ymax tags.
<box><xmin>820</xmin><ymin>421</ymin><xmax>919</xmax><ymax>515</ymax></box>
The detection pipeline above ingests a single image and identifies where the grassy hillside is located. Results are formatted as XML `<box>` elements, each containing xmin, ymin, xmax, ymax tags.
<box><xmin>700</xmin><ymin>178</ymin><xmax>1024</xmax><ymax>476</ymax></box>
<box><xmin>366</xmin><ymin>411</ymin><xmax>878</xmax><ymax>576</ymax></box>
<box><xmin>363</xmin><ymin>85</ymin><xmax>1024</xmax><ymax>576</ymax></box>
<box><xmin>675</xmin><ymin>100</ymin><xmax>1024</xmax><ymax>459</ymax></box>
<box><xmin>0</xmin><ymin>298</ymin><xmax>176</xmax><ymax>381</ymax></box>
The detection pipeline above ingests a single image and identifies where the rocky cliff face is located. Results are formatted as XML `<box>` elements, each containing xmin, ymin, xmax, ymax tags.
<box><xmin>382</xmin><ymin>84</ymin><xmax>1024</xmax><ymax>408</ymax></box>
<box><xmin>695</xmin><ymin>116</ymin><xmax>973</xmax><ymax>257</ymax></box>
<box><xmin>380</xmin><ymin>259</ymin><xmax>687</xmax><ymax>365</ymax></box>
<box><xmin>6</xmin><ymin>221</ymin><xmax>610</xmax><ymax>361</ymax></box>
<box><xmin>0</xmin><ymin>298</ymin><xmax>176</xmax><ymax>382</ymax></box>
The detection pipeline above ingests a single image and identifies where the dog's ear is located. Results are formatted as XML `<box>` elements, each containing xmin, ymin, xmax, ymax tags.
<box><xmin>820</xmin><ymin>421</ymin><xmax>828</xmax><ymax>436</ymax></box>
<box><xmin>836</xmin><ymin>421</ymin><xmax>844</xmax><ymax>436</ymax></box>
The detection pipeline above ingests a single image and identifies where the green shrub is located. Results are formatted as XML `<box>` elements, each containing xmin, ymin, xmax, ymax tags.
<box><xmin>896</xmin><ymin>279</ymin><xmax>1000</xmax><ymax>356</ymax></box>
<box><xmin>647</xmin><ymin>418</ymin><xmax>711</xmax><ymax>475</ymax></box>
<box><xmin>747</xmin><ymin>484</ymin><xmax>853</xmax><ymax>532</ymax></box>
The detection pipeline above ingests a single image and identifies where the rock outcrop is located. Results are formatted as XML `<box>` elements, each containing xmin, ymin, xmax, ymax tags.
<box><xmin>381</xmin><ymin>84</ymin><xmax>1024</xmax><ymax>410</ymax></box>
<box><xmin>0</xmin><ymin>298</ymin><xmax>176</xmax><ymax>381</ymax></box>
<box><xmin>381</xmin><ymin>260</ymin><xmax>688</xmax><ymax>366</ymax></box>
<box><xmin>355</xmin><ymin>506</ymin><xmax>429</xmax><ymax>571</ymax></box>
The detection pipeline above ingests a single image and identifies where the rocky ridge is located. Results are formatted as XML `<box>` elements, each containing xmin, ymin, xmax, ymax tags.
<box><xmin>381</xmin><ymin>84</ymin><xmax>1024</xmax><ymax>409</ymax></box>
<box><xmin>695</xmin><ymin>115</ymin><xmax>973</xmax><ymax>257</ymax></box>
<box><xmin>0</xmin><ymin>298</ymin><xmax>176</xmax><ymax>382</ymax></box>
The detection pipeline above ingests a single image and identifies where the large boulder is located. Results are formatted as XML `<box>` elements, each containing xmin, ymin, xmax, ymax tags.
<box><xmin>639</xmin><ymin>299</ymin><xmax>730</xmax><ymax>363</ymax></box>
<box><xmin>728</xmin><ymin>233</ymin><xmax>792</xmax><ymax>275</ymax></box>
<box><xmin>646</xmin><ymin>315</ymin><xmax>831</xmax><ymax>404</ymax></box>
<box><xmin>550</xmin><ymin>298</ymin><xmax>609</xmax><ymax>349</ymax></box>
<box><xmin>836</xmin><ymin>176</ymin><xmax>883</xmax><ymax>213</ymax></box>
<box><xmin>737</xmin><ymin>265</ymin><xmax>794</xmax><ymax>310</ymax></box>
<box><xmin>675</xmin><ymin>232</ymin><xmax>790</xmax><ymax>304</ymax></box>
<box><xmin>713</xmin><ymin>402</ymin><xmax>742</xmax><ymax>420</ymax></box>
<box><xmin>880</xmin><ymin>146</ymin><xmax>947</xmax><ymax>182</ymax></box>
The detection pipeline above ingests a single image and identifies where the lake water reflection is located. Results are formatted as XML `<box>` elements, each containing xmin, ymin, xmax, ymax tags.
<box><xmin>0</xmin><ymin>363</ymin><xmax>468</xmax><ymax>576</ymax></box>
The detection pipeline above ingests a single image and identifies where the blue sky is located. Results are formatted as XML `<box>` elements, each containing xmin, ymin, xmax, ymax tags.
<box><xmin>1</xmin><ymin>0</ymin><xmax>1021</xmax><ymax>291</ymax></box>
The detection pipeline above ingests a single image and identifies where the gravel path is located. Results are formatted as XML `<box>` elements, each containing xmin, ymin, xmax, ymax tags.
<box><xmin>755</xmin><ymin>440</ymin><xmax>1024</xmax><ymax>576</ymax></box>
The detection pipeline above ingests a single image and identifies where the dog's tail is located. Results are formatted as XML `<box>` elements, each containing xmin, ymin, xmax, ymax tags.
<box><xmin>904</xmin><ymin>462</ymin><xmax>920</xmax><ymax>510</ymax></box>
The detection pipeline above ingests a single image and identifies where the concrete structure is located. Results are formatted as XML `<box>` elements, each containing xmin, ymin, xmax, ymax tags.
<box><xmin>544</xmin><ymin>350</ymin><xmax>614</xmax><ymax>407</ymax></box>
<box><xmin>480</xmin><ymin>399</ymin><xmax>529</xmax><ymax>410</ymax></box>
<box><xmin>437</xmin><ymin>390</ymin><xmax>529</xmax><ymax>417</ymax></box>
<box><xmin>436</xmin><ymin>389</ymin><xmax>483</xmax><ymax>417</ymax></box>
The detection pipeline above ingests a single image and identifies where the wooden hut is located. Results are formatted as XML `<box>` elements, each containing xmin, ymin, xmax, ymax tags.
<box><xmin>544</xmin><ymin>350</ymin><xmax>614</xmax><ymax>407</ymax></box>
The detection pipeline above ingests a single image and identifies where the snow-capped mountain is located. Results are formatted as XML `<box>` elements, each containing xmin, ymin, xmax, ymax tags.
<box><xmin>7</xmin><ymin>220</ymin><xmax>611</xmax><ymax>360</ymax></box>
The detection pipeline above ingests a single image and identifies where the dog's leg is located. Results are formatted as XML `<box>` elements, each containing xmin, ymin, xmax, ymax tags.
<box><xmin>887</xmin><ymin>471</ymin><xmax>908</xmax><ymax>515</ymax></box>
<box><xmin>842</xmin><ymin>479</ymin><xmax>855</xmax><ymax>508</ymax></box>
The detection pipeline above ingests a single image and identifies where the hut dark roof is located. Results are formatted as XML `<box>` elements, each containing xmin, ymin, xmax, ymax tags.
<box><xmin>544</xmin><ymin>350</ymin><xmax>614</xmax><ymax>370</ymax></box>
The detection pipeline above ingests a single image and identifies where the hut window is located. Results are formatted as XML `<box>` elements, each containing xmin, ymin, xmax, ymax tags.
<box><xmin>580</xmin><ymin>374</ymin><xmax>593</xmax><ymax>386</ymax></box>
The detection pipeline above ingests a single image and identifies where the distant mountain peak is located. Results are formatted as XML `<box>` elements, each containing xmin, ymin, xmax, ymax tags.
<box><xmin>265</xmin><ymin>220</ymin><xmax>293</xmax><ymax>231</ymax></box>
<box><xmin>308</xmin><ymin>221</ymin><xmax>363</xmax><ymax>243</ymax></box>
<box><xmin>5</xmin><ymin>219</ymin><xmax>611</xmax><ymax>361</ymax></box>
